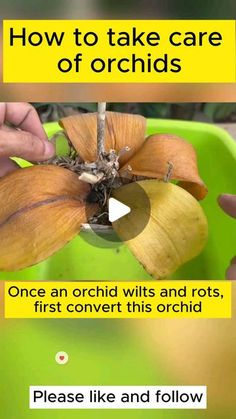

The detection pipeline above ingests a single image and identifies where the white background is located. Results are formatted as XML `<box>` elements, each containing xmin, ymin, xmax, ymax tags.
<box><xmin>29</xmin><ymin>385</ymin><xmax>207</xmax><ymax>409</ymax></box>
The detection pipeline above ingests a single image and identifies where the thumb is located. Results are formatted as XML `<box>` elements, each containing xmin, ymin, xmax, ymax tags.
<box><xmin>0</xmin><ymin>129</ymin><xmax>55</xmax><ymax>161</ymax></box>
<box><xmin>218</xmin><ymin>194</ymin><xmax>236</xmax><ymax>218</ymax></box>
<box><xmin>226</xmin><ymin>257</ymin><xmax>236</xmax><ymax>280</ymax></box>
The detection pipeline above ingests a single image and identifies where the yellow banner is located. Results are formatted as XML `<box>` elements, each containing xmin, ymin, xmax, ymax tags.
<box><xmin>4</xmin><ymin>281</ymin><xmax>231</xmax><ymax>319</ymax></box>
<box><xmin>3</xmin><ymin>20</ymin><xmax>236</xmax><ymax>83</ymax></box>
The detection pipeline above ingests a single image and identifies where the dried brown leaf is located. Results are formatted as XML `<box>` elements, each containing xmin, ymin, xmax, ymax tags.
<box><xmin>0</xmin><ymin>165</ymin><xmax>97</xmax><ymax>271</ymax></box>
<box><xmin>59</xmin><ymin>112</ymin><xmax>146</xmax><ymax>166</ymax></box>
<box><xmin>121</xmin><ymin>134</ymin><xmax>207</xmax><ymax>200</ymax></box>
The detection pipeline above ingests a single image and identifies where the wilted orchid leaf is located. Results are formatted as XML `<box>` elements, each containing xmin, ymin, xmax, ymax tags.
<box><xmin>112</xmin><ymin>180</ymin><xmax>208</xmax><ymax>279</ymax></box>
<box><xmin>120</xmin><ymin>134</ymin><xmax>207</xmax><ymax>200</ymax></box>
<box><xmin>59</xmin><ymin>112</ymin><xmax>146</xmax><ymax>166</ymax></box>
<box><xmin>0</xmin><ymin>110</ymin><xmax>209</xmax><ymax>276</ymax></box>
<box><xmin>0</xmin><ymin>165</ymin><xmax>97</xmax><ymax>271</ymax></box>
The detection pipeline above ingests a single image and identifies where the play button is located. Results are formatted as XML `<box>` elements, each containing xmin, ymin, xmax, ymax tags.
<box><xmin>82</xmin><ymin>178</ymin><xmax>151</xmax><ymax>247</ymax></box>
<box><xmin>108</xmin><ymin>198</ymin><xmax>131</xmax><ymax>222</ymax></box>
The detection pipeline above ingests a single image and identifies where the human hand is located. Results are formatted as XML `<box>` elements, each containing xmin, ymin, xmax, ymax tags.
<box><xmin>0</xmin><ymin>102</ymin><xmax>55</xmax><ymax>177</ymax></box>
<box><xmin>218</xmin><ymin>194</ymin><xmax>236</xmax><ymax>280</ymax></box>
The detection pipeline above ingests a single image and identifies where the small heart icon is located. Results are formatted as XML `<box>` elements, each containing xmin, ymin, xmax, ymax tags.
<box><xmin>55</xmin><ymin>351</ymin><xmax>68</xmax><ymax>364</ymax></box>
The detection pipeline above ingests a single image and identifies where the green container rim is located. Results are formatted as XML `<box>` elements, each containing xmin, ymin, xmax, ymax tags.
<box><xmin>147</xmin><ymin>118</ymin><xmax>236</xmax><ymax>158</ymax></box>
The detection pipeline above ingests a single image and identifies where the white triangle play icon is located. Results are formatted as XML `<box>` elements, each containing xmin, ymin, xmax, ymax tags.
<box><xmin>108</xmin><ymin>198</ymin><xmax>131</xmax><ymax>222</ymax></box>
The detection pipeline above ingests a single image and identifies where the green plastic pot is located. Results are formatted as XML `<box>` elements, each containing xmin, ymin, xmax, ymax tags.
<box><xmin>1</xmin><ymin>118</ymin><xmax>236</xmax><ymax>281</ymax></box>
<box><xmin>2</xmin><ymin>119</ymin><xmax>235</xmax><ymax>419</ymax></box>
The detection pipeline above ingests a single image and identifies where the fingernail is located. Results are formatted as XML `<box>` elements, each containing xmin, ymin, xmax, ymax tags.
<box><xmin>226</xmin><ymin>263</ymin><xmax>236</xmax><ymax>280</ymax></box>
<box><xmin>219</xmin><ymin>194</ymin><xmax>235</xmax><ymax>199</ymax></box>
<box><xmin>230</xmin><ymin>256</ymin><xmax>236</xmax><ymax>264</ymax></box>
<box><xmin>218</xmin><ymin>194</ymin><xmax>235</xmax><ymax>205</ymax></box>
<box><xmin>44</xmin><ymin>141</ymin><xmax>55</xmax><ymax>158</ymax></box>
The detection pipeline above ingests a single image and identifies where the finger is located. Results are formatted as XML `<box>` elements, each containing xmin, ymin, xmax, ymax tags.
<box><xmin>226</xmin><ymin>258</ymin><xmax>236</xmax><ymax>280</ymax></box>
<box><xmin>218</xmin><ymin>194</ymin><xmax>236</xmax><ymax>218</ymax></box>
<box><xmin>0</xmin><ymin>129</ymin><xmax>55</xmax><ymax>161</ymax></box>
<box><xmin>230</xmin><ymin>256</ymin><xmax>236</xmax><ymax>264</ymax></box>
<box><xmin>0</xmin><ymin>124</ymin><xmax>54</xmax><ymax>164</ymax></box>
<box><xmin>0</xmin><ymin>102</ymin><xmax>47</xmax><ymax>141</ymax></box>
<box><xmin>0</xmin><ymin>157</ymin><xmax>20</xmax><ymax>177</ymax></box>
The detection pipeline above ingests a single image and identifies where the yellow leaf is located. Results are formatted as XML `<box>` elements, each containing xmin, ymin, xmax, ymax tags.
<box><xmin>112</xmin><ymin>180</ymin><xmax>208</xmax><ymax>279</ymax></box>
